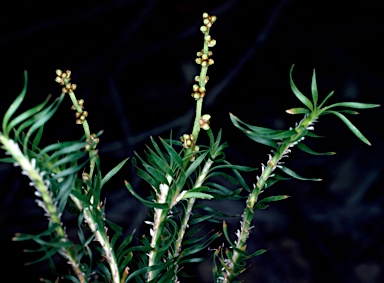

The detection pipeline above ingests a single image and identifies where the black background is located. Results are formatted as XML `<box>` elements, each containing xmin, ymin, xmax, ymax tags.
<box><xmin>1</xmin><ymin>1</ymin><xmax>383</xmax><ymax>282</ymax></box>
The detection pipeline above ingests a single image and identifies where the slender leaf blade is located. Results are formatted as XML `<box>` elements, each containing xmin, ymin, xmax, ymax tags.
<box><xmin>290</xmin><ymin>65</ymin><xmax>313</xmax><ymax>111</ymax></box>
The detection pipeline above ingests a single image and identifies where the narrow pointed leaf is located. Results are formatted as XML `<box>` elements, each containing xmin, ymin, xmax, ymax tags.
<box><xmin>286</xmin><ymin>108</ymin><xmax>310</xmax><ymax>115</ymax></box>
<box><xmin>290</xmin><ymin>65</ymin><xmax>313</xmax><ymax>111</ymax></box>
<box><xmin>185</xmin><ymin>150</ymin><xmax>209</xmax><ymax>179</ymax></box>
<box><xmin>280</xmin><ymin>166</ymin><xmax>322</xmax><ymax>181</ymax></box>
<box><xmin>124</xmin><ymin>181</ymin><xmax>169</xmax><ymax>209</ymax></box>
<box><xmin>321</xmin><ymin>102</ymin><xmax>380</xmax><ymax>112</ymax></box>
<box><xmin>297</xmin><ymin>143</ymin><xmax>335</xmax><ymax>155</ymax></box>
<box><xmin>2</xmin><ymin>71</ymin><xmax>28</xmax><ymax>135</ymax></box>
<box><xmin>181</xmin><ymin>191</ymin><xmax>213</xmax><ymax>200</ymax></box>
<box><xmin>311</xmin><ymin>69</ymin><xmax>318</xmax><ymax>108</ymax></box>
<box><xmin>101</xmin><ymin>158</ymin><xmax>129</xmax><ymax>188</ymax></box>
<box><xmin>318</xmin><ymin>90</ymin><xmax>335</xmax><ymax>108</ymax></box>
<box><xmin>329</xmin><ymin>111</ymin><xmax>372</xmax><ymax>145</ymax></box>
<box><xmin>258</xmin><ymin>195</ymin><xmax>289</xmax><ymax>204</ymax></box>
<box><xmin>6</xmin><ymin>95</ymin><xmax>51</xmax><ymax>135</ymax></box>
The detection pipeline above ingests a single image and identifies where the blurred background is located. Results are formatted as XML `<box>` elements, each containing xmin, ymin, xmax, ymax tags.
<box><xmin>1</xmin><ymin>0</ymin><xmax>383</xmax><ymax>282</ymax></box>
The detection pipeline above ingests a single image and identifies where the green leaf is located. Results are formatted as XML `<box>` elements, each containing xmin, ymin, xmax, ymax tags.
<box><xmin>296</xmin><ymin>143</ymin><xmax>335</xmax><ymax>156</ymax></box>
<box><xmin>124</xmin><ymin>181</ymin><xmax>169</xmax><ymax>209</ymax></box>
<box><xmin>328</xmin><ymin>111</ymin><xmax>372</xmax><ymax>145</ymax></box>
<box><xmin>32</xmin><ymin>125</ymin><xmax>44</xmax><ymax>152</ymax></box>
<box><xmin>280</xmin><ymin>166</ymin><xmax>322</xmax><ymax>181</ymax></box>
<box><xmin>132</xmin><ymin>157</ymin><xmax>159</xmax><ymax>189</ymax></box>
<box><xmin>286</xmin><ymin>107</ymin><xmax>310</xmax><ymax>115</ymax></box>
<box><xmin>246</xmin><ymin>248</ymin><xmax>267</xmax><ymax>258</ymax></box>
<box><xmin>311</xmin><ymin>69</ymin><xmax>318</xmax><ymax>108</ymax></box>
<box><xmin>257</xmin><ymin>195</ymin><xmax>289</xmax><ymax>204</ymax></box>
<box><xmin>101</xmin><ymin>158</ymin><xmax>129</xmax><ymax>188</ymax></box>
<box><xmin>2</xmin><ymin>71</ymin><xmax>28</xmax><ymax>136</ymax></box>
<box><xmin>23</xmin><ymin>94</ymin><xmax>64</xmax><ymax>152</ymax></box>
<box><xmin>318</xmin><ymin>90</ymin><xmax>335</xmax><ymax>108</ymax></box>
<box><xmin>210</xmin><ymin>164</ymin><xmax>256</xmax><ymax>172</ymax></box>
<box><xmin>321</xmin><ymin>102</ymin><xmax>380</xmax><ymax>112</ymax></box>
<box><xmin>185</xmin><ymin>150</ymin><xmax>209</xmax><ymax>179</ymax></box>
<box><xmin>181</xmin><ymin>191</ymin><xmax>213</xmax><ymax>200</ymax></box>
<box><xmin>159</xmin><ymin>137</ymin><xmax>183</xmax><ymax>170</ymax></box>
<box><xmin>290</xmin><ymin>65</ymin><xmax>313</xmax><ymax>111</ymax></box>
<box><xmin>6</xmin><ymin>95</ymin><xmax>51</xmax><ymax>135</ymax></box>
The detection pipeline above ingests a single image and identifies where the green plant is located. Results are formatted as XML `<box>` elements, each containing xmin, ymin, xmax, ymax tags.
<box><xmin>0</xmin><ymin>13</ymin><xmax>379</xmax><ymax>283</ymax></box>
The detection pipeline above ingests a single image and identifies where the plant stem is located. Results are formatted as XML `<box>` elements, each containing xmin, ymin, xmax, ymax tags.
<box><xmin>223</xmin><ymin>114</ymin><xmax>317</xmax><ymax>282</ymax></box>
<box><xmin>175</xmin><ymin>158</ymin><xmax>214</xmax><ymax>257</ymax></box>
<box><xmin>67</xmin><ymin>90</ymin><xmax>120</xmax><ymax>283</ymax></box>
<box><xmin>0</xmin><ymin>135</ymin><xmax>85</xmax><ymax>283</ymax></box>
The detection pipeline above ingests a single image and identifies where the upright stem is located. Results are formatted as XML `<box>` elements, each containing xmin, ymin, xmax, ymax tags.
<box><xmin>0</xmin><ymin>135</ymin><xmax>85</xmax><ymax>283</ymax></box>
<box><xmin>223</xmin><ymin>114</ymin><xmax>317</xmax><ymax>282</ymax></box>
<box><xmin>65</xmin><ymin>86</ymin><xmax>120</xmax><ymax>283</ymax></box>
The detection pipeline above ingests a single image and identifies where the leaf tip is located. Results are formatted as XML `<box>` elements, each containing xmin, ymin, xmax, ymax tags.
<box><xmin>286</xmin><ymin>109</ymin><xmax>295</xmax><ymax>114</ymax></box>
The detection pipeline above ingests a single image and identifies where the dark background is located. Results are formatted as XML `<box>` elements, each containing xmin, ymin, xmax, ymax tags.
<box><xmin>1</xmin><ymin>1</ymin><xmax>383</xmax><ymax>282</ymax></box>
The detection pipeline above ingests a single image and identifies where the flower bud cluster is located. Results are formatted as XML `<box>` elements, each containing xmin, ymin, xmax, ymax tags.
<box><xmin>180</xmin><ymin>134</ymin><xmax>195</xmax><ymax>149</ymax></box>
<box><xmin>189</xmin><ymin>145</ymin><xmax>200</xmax><ymax>162</ymax></box>
<box><xmin>200</xmin><ymin>13</ymin><xmax>217</xmax><ymax>32</ymax></box>
<box><xmin>195</xmin><ymin>50</ymin><xmax>214</xmax><ymax>67</ymax></box>
<box><xmin>199</xmin><ymin>114</ymin><xmax>211</xmax><ymax>130</ymax></box>
<box><xmin>200</xmin><ymin>13</ymin><xmax>217</xmax><ymax>47</ymax></box>
<box><xmin>195</xmin><ymin>75</ymin><xmax>209</xmax><ymax>84</ymax></box>
<box><xmin>85</xmin><ymin>133</ymin><xmax>99</xmax><ymax>151</ymax></box>
<box><xmin>191</xmin><ymin>84</ymin><xmax>206</xmax><ymax>100</ymax></box>
<box><xmin>71</xmin><ymin>99</ymin><xmax>88</xmax><ymax>124</ymax></box>
<box><xmin>55</xmin><ymin>69</ymin><xmax>77</xmax><ymax>94</ymax></box>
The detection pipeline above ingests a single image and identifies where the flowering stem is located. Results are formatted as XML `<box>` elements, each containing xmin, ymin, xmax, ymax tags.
<box><xmin>56</xmin><ymin>71</ymin><xmax>120</xmax><ymax>283</ymax></box>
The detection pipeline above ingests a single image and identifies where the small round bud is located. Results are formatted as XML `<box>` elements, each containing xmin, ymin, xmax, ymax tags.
<box><xmin>200</xmin><ymin>26</ymin><xmax>208</xmax><ymax>33</ymax></box>
<box><xmin>195</xmin><ymin>58</ymin><xmax>202</xmax><ymax>64</ymax></box>
<box><xmin>201</xmin><ymin>123</ymin><xmax>210</xmax><ymax>130</ymax></box>
<box><xmin>203</xmin><ymin>18</ymin><xmax>210</xmax><ymax>25</ymax></box>
<box><xmin>204</xmin><ymin>35</ymin><xmax>211</xmax><ymax>42</ymax></box>
<box><xmin>202</xmin><ymin>12</ymin><xmax>209</xmax><ymax>18</ymax></box>
<box><xmin>208</xmin><ymin>59</ymin><xmax>214</xmax><ymax>65</ymax></box>
<box><xmin>196</xmin><ymin>51</ymin><xmax>203</xmax><ymax>57</ymax></box>
<box><xmin>82</xmin><ymin>172</ymin><xmax>90</xmax><ymax>182</ymax></box>
<box><xmin>71</xmin><ymin>105</ymin><xmax>76</xmax><ymax>110</ymax></box>
<box><xmin>71</xmin><ymin>84</ymin><xmax>77</xmax><ymax>90</ymax></box>
<box><xmin>199</xmin><ymin>87</ymin><xmax>206</xmax><ymax>93</ymax></box>
<box><xmin>56</xmin><ymin>69</ymin><xmax>62</xmax><ymax>76</ymax></box>
<box><xmin>201</xmin><ymin>61</ymin><xmax>207</xmax><ymax>67</ymax></box>
<box><xmin>208</xmin><ymin>39</ymin><xmax>216</xmax><ymax>47</ymax></box>
<box><xmin>55</xmin><ymin>77</ymin><xmax>62</xmax><ymax>83</ymax></box>
<box><xmin>193</xmin><ymin>84</ymin><xmax>199</xmax><ymax>92</ymax></box>
<box><xmin>62</xmin><ymin>87</ymin><xmax>68</xmax><ymax>93</ymax></box>
<box><xmin>211</xmin><ymin>15</ymin><xmax>217</xmax><ymax>23</ymax></box>
<box><xmin>82</xmin><ymin>111</ymin><xmax>88</xmax><ymax>117</ymax></box>
<box><xmin>78</xmin><ymin>99</ymin><xmax>84</xmax><ymax>106</ymax></box>
<box><xmin>76</xmin><ymin>119</ymin><xmax>83</xmax><ymax>124</ymax></box>
<box><xmin>75</xmin><ymin>112</ymin><xmax>81</xmax><ymax>118</ymax></box>
<box><xmin>61</xmin><ymin>73</ymin><xmax>67</xmax><ymax>79</ymax></box>
<box><xmin>65</xmin><ymin>83</ymin><xmax>71</xmax><ymax>89</ymax></box>
<box><xmin>202</xmin><ymin>54</ymin><xmax>208</xmax><ymax>60</ymax></box>
<box><xmin>195</xmin><ymin>76</ymin><xmax>200</xmax><ymax>82</ymax></box>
